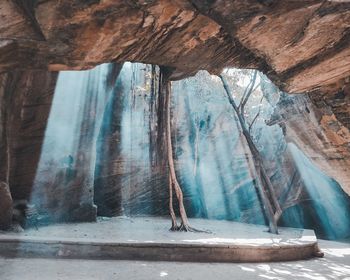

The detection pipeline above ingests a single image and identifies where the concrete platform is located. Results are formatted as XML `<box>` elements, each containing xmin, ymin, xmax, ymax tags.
<box><xmin>0</xmin><ymin>217</ymin><xmax>320</xmax><ymax>263</ymax></box>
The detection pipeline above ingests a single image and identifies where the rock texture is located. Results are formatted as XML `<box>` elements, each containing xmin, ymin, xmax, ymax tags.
<box><xmin>0</xmin><ymin>70</ymin><xmax>57</xmax><ymax>228</ymax></box>
<box><xmin>94</xmin><ymin>64</ymin><xmax>169</xmax><ymax>217</ymax></box>
<box><xmin>0</xmin><ymin>182</ymin><xmax>12</xmax><ymax>229</ymax></box>
<box><xmin>0</xmin><ymin>62</ymin><xmax>349</xmax><ymax>238</ymax></box>
<box><xmin>93</xmin><ymin>65</ymin><xmax>350</xmax><ymax>238</ymax></box>
<box><xmin>263</xmin><ymin>88</ymin><xmax>350</xmax><ymax>239</ymax></box>
<box><xmin>0</xmin><ymin>0</ymin><xmax>349</xmax><ymax>94</ymax></box>
<box><xmin>1</xmin><ymin>0</ymin><xmax>350</xmax><ymax>233</ymax></box>
<box><xmin>270</xmin><ymin>92</ymin><xmax>350</xmax><ymax>195</ymax></box>
<box><xmin>95</xmin><ymin>65</ymin><xmax>266</xmax><ymax>222</ymax></box>
<box><xmin>27</xmin><ymin>66</ymin><xmax>114</xmax><ymax>223</ymax></box>
<box><xmin>0</xmin><ymin>73</ymin><xmax>12</xmax><ymax>229</ymax></box>
<box><xmin>8</xmin><ymin>72</ymin><xmax>58</xmax><ymax>201</ymax></box>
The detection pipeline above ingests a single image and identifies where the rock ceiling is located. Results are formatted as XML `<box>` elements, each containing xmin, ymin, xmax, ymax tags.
<box><xmin>0</xmin><ymin>0</ymin><xmax>349</xmax><ymax>93</ymax></box>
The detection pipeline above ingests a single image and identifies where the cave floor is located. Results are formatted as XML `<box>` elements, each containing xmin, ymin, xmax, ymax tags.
<box><xmin>0</xmin><ymin>217</ymin><xmax>319</xmax><ymax>263</ymax></box>
<box><xmin>0</xmin><ymin>218</ymin><xmax>349</xmax><ymax>279</ymax></box>
<box><xmin>0</xmin><ymin>239</ymin><xmax>349</xmax><ymax>280</ymax></box>
<box><xmin>2</xmin><ymin>216</ymin><xmax>315</xmax><ymax>246</ymax></box>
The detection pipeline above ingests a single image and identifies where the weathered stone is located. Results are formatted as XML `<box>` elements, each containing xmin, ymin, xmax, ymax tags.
<box><xmin>94</xmin><ymin>64</ymin><xmax>169</xmax><ymax>217</ymax></box>
<box><xmin>270</xmin><ymin>93</ymin><xmax>350</xmax><ymax>195</ymax></box>
<box><xmin>0</xmin><ymin>182</ymin><xmax>12</xmax><ymax>229</ymax></box>
<box><xmin>0</xmin><ymin>0</ymin><xmax>349</xmax><ymax>94</ymax></box>
<box><xmin>0</xmin><ymin>218</ymin><xmax>320</xmax><ymax>262</ymax></box>
<box><xmin>5</xmin><ymin>71</ymin><xmax>58</xmax><ymax>201</ymax></box>
<box><xmin>0</xmin><ymin>70</ymin><xmax>57</xmax><ymax>229</ymax></box>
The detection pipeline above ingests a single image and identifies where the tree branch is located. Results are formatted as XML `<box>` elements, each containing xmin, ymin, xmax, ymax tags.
<box><xmin>248</xmin><ymin>95</ymin><xmax>264</xmax><ymax>134</ymax></box>
<box><xmin>239</xmin><ymin>70</ymin><xmax>258</xmax><ymax>117</ymax></box>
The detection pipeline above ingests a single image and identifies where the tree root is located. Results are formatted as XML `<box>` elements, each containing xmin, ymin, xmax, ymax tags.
<box><xmin>169</xmin><ymin>176</ymin><xmax>178</xmax><ymax>230</ymax></box>
<box><xmin>178</xmin><ymin>223</ymin><xmax>210</xmax><ymax>233</ymax></box>
<box><xmin>169</xmin><ymin>222</ymin><xmax>211</xmax><ymax>233</ymax></box>
<box><xmin>169</xmin><ymin>225</ymin><xmax>179</xmax><ymax>231</ymax></box>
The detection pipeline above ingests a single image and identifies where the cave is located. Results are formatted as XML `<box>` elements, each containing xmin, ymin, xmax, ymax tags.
<box><xmin>0</xmin><ymin>1</ymin><xmax>350</xmax><ymax>278</ymax></box>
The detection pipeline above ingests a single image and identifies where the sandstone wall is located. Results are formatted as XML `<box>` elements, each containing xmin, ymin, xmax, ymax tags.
<box><xmin>0</xmin><ymin>1</ymin><xmax>349</xmax><ymax>94</ymax></box>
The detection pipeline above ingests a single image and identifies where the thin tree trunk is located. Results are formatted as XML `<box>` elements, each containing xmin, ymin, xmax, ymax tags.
<box><xmin>219</xmin><ymin>74</ymin><xmax>279</xmax><ymax>234</ymax></box>
<box><xmin>165</xmin><ymin>80</ymin><xmax>191</xmax><ymax>230</ymax></box>
<box><xmin>193</xmin><ymin>124</ymin><xmax>199</xmax><ymax>176</ymax></box>
<box><xmin>164</xmin><ymin>78</ymin><xmax>210</xmax><ymax>232</ymax></box>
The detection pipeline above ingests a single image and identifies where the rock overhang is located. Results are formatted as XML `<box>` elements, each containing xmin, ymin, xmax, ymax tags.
<box><xmin>0</xmin><ymin>0</ymin><xmax>349</xmax><ymax>94</ymax></box>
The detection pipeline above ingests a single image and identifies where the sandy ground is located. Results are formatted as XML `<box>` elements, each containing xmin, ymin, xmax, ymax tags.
<box><xmin>0</xmin><ymin>217</ymin><xmax>315</xmax><ymax>247</ymax></box>
<box><xmin>0</xmin><ymin>218</ymin><xmax>348</xmax><ymax>280</ymax></box>
<box><xmin>0</xmin><ymin>239</ymin><xmax>349</xmax><ymax>280</ymax></box>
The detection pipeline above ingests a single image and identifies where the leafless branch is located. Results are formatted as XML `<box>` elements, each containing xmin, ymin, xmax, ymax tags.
<box><xmin>248</xmin><ymin>95</ymin><xmax>264</xmax><ymax>134</ymax></box>
<box><xmin>239</xmin><ymin>70</ymin><xmax>258</xmax><ymax>115</ymax></box>
<box><xmin>238</xmin><ymin>79</ymin><xmax>253</xmax><ymax>108</ymax></box>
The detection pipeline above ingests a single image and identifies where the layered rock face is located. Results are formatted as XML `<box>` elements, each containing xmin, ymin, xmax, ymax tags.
<box><xmin>264</xmin><ymin>89</ymin><xmax>350</xmax><ymax>239</ymax></box>
<box><xmin>27</xmin><ymin>66</ymin><xmax>114</xmax><ymax>223</ymax></box>
<box><xmin>92</xmin><ymin>65</ymin><xmax>350</xmax><ymax>238</ymax></box>
<box><xmin>94</xmin><ymin>64</ymin><xmax>170</xmax><ymax>217</ymax></box>
<box><xmin>270</xmin><ymin>92</ymin><xmax>350</xmax><ymax>196</ymax></box>
<box><xmin>0</xmin><ymin>1</ymin><xmax>349</xmax><ymax>236</ymax></box>
<box><xmin>0</xmin><ymin>70</ymin><xmax>58</xmax><ymax>228</ymax></box>
<box><xmin>0</xmin><ymin>62</ymin><xmax>349</xmax><ymax>239</ymax></box>
<box><xmin>0</xmin><ymin>0</ymin><xmax>349</xmax><ymax>93</ymax></box>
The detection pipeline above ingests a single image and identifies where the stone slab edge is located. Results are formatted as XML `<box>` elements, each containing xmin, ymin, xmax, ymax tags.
<box><xmin>0</xmin><ymin>235</ymin><xmax>319</xmax><ymax>263</ymax></box>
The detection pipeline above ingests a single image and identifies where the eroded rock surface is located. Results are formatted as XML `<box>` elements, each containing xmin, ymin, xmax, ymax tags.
<box><xmin>269</xmin><ymin>93</ymin><xmax>350</xmax><ymax>195</ymax></box>
<box><xmin>0</xmin><ymin>0</ymin><xmax>349</xmax><ymax>93</ymax></box>
<box><xmin>0</xmin><ymin>182</ymin><xmax>12</xmax><ymax>229</ymax></box>
<box><xmin>0</xmin><ymin>70</ymin><xmax>57</xmax><ymax>228</ymax></box>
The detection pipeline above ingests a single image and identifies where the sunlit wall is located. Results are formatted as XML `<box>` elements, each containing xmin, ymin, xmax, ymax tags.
<box><xmin>28</xmin><ymin>62</ymin><xmax>350</xmax><ymax>239</ymax></box>
<box><xmin>30</xmin><ymin>64</ymin><xmax>111</xmax><ymax>222</ymax></box>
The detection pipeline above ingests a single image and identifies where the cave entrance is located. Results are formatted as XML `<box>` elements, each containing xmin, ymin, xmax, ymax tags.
<box><xmin>5</xmin><ymin>62</ymin><xmax>349</xmax><ymax>240</ymax></box>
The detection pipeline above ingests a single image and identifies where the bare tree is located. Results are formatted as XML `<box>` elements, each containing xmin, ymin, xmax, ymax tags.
<box><xmin>164</xmin><ymin>78</ymin><xmax>208</xmax><ymax>232</ymax></box>
<box><xmin>219</xmin><ymin>73</ymin><xmax>282</xmax><ymax>234</ymax></box>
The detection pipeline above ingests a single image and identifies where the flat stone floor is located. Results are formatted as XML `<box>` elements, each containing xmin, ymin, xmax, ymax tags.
<box><xmin>0</xmin><ymin>217</ymin><xmax>316</xmax><ymax>247</ymax></box>
<box><xmin>0</xmin><ymin>239</ymin><xmax>349</xmax><ymax>280</ymax></box>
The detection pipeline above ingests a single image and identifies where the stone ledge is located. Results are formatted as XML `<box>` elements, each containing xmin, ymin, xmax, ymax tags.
<box><xmin>0</xmin><ymin>217</ymin><xmax>320</xmax><ymax>263</ymax></box>
<box><xmin>0</xmin><ymin>238</ymin><xmax>318</xmax><ymax>263</ymax></box>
